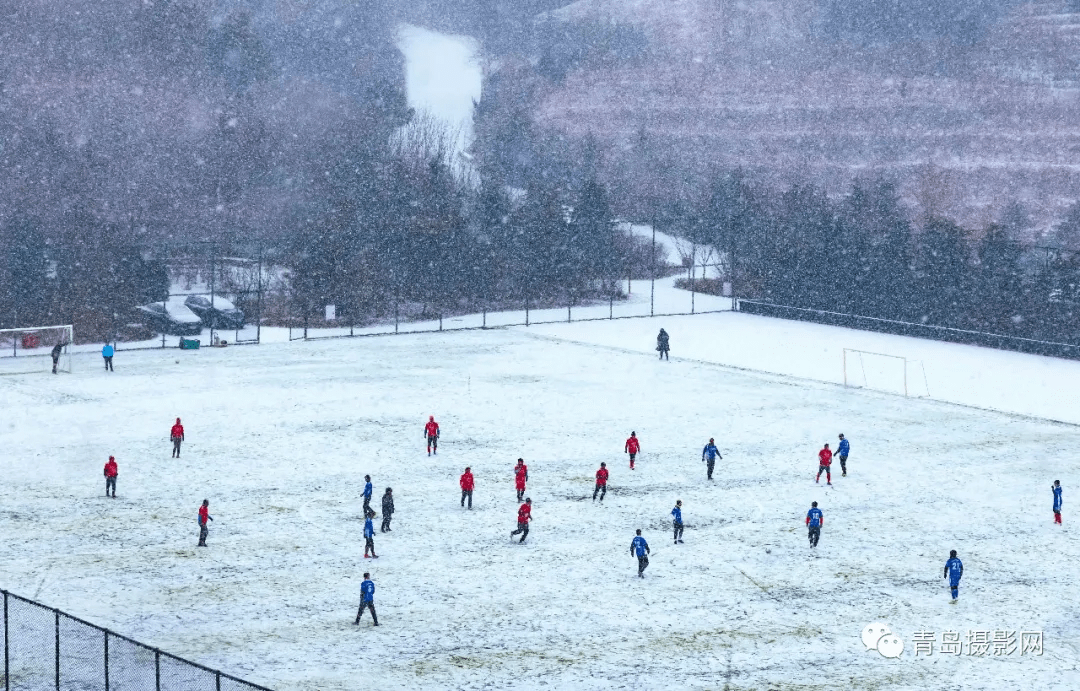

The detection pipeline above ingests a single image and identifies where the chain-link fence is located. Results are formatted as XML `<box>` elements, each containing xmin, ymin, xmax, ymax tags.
<box><xmin>286</xmin><ymin>261</ymin><xmax>734</xmax><ymax>341</ymax></box>
<box><xmin>1</xmin><ymin>590</ymin><xmax>272</xmax><ymax>691</ymax></box>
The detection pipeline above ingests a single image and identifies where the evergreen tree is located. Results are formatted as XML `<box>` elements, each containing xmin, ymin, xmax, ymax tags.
<box><xmin>916</xmin><ymin>218</ymin><xmax>974</xmax><ymax>328</ymax></box>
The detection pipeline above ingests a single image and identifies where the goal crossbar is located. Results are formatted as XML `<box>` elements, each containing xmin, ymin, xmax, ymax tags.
<box><xmin>842</xmin><ymin>347</ymin><xmax>929</xmax><ymax>398</ymax></box>
<box><xmin>0</xmin><ymin>325</ymin><xmax>75</xmax><ymax>375</ymax></box>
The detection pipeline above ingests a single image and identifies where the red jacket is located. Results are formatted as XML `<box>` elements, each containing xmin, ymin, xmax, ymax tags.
<box><xmin>171</xmin><ymin>423</ymin><xmax>184</xmax><ymax>440</ymax></box>
<box><xmin>198</xmin><ymin>505</ymin><xmax>211</xmax><ymax>525</ymax></box>
<box><xmin>596</xmin><ymin>467</ymin><xmax>609</xmax><ymax>485</ymax></box>
<box><xmin>425</xmin><ymin>421</ymin><xmax>439</xmax><ymax>437</ymax></box>
<box><xmin>517</xmin><ymin>503</ymin><xmax>531</xmax><ymax>523</ymax></box>
<box><xmin>625</xmin><ymin>437</ymin><xmax>640</xmax><ymax>454</ymax></box>
<box><xmin>460</xmin><ymin>472</ymin><xmax>474</xmax><ymax>491</ymax></box>
<box><xmin>514</xmin><ymin>464</ymin><xmax>528</xmax><ymax>489</ymax></box>
<box><xmin>104</xmin><ymin>460</ymin><xmax>118</xmax><ymax>478</ymax></box>
<box><xmin>818</xmin><ymin>448</ymin><xmax>832</xmax><ymax>466</ymax></box>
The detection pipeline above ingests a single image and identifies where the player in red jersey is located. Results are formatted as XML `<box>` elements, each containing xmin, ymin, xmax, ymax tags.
<box><xmin>425</xmin><ymin>416</ymin><xmax>440</xmax><ymax>456</ymax></box>
<box><xmin>625</xmin><ymin>432</ymin><xmax>640</xmax><ymax>470</ymax></box>
<box><xmin>510</xmin><ymin>498</ymin><xmax>532</xmax><ymax>543</ymax></box>
<box><xmin>815</xmin><ymin>444</ymin><xmax>833</xmax><ymax>485</ymax></box>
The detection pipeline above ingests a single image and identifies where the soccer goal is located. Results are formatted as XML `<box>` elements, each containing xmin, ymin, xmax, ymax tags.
<box><xmin>842</xmin><ymin>348</ymin><xmax>929</xmax><ymax>398</ymax></box>
<box><xmin>0</xmin><ymin>325</ymin><xmax>74</xmax><ymax>375</ymax></box>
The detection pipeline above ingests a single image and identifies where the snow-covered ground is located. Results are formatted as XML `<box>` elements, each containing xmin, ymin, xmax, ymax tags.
<box><xmin>1</xmin><ymin>312</ymin><xmax>1078</xmax><ymax>690</ymax></box>
<box><xmin>397</xmin><ymin>24</ymin><xmax>482</xmax><ymax>159</ymax></box>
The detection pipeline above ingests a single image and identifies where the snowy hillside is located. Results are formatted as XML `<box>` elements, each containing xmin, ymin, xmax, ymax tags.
<box><xmin>0</xmin><ymin>313</ymin><xmax>1077</xmax><ymax>689</ymax></box>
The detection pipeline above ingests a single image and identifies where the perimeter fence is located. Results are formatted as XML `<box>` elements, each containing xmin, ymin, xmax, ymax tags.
<box><xmin>286</xmin><ymin>262</ymin><xmax>733</xmax><ymax>341</ymax></box>
<box><xmin>1</xmin><ymin>590</ymin><xmax>272</xmax><ymax>691</ymax></box>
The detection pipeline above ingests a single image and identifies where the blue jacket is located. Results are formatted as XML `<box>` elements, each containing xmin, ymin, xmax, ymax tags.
<box><xmin>671</xmin><ymin>506</ymin><xmax>682</xmax><ymax>523</ymax></box>
<box><xmin>837</xmin><ymin>439</ymin><xmax>850</xmax><ymax>456</ymax></box>
<box><xmin>945</xmin><ymin>557</ymin><xmax>963</xmax><ymax>582</ymax></box>
<box><xmin>102</xmin><ymin>345</ymin><xmax>114</xmax><ymax>358</ymax></box>
<box><xmin>361</xmin><ymin>580</ymin><xmax>375</xmax><ymax>603</ymax></box>
<box><xmin>364</xmin><ymin>517</ymin><xmax>374</xmax><ymax>539</ymax></box>
<box><xmin>631</xmin><ymin>536</ymin><xmax>649</xmax><ymax>557</ymax></box>
<box><xmin>363</xmin><ymin>482</ymin><xmax>373</xmax><ymax>499</ymax></box>
<box><xmin>1054</xmin><ymin>485</ymin><xmax>1063</xmax><ymax>512</ymax></box>
<box><xmin>806</xmin><ymin>508</ymin><xmax>822</xmax><ymax>528</ymax></box>
<box><xmin>702</xmin><ymin>443</ymin><xmax>721</xmax><ymax>461</ymax></box>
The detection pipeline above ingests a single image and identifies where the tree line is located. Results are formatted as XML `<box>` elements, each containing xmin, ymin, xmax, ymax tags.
<box><xmin>674</xmin><ymin>173</ymin><xmax>1080</xmax><ymax>344</ymax></box>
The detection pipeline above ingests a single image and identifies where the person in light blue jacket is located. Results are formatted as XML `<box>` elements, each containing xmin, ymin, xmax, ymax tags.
<box><xmin>837</xmin><ymin>434</ymin><xmax>850</xmax><ymax>476</ymax></box>
<box><xmin>102</xmin><ymin>343</ymin><xmax>114</xmax><ymax>371</ymax></box>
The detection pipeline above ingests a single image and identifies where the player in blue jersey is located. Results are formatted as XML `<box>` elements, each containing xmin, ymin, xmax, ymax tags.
<box><xmin>944</xmin><ymin>550</ymin><xmax>963</xmax><ymax>601</ymax></box>
<box><xmin>354</xmin><ymin>573</ymin><xmax>378</xmax><ymax>626</ymax></box>
<box><xmin>702</xmin><ymin>438</ymin><xmax>721</xmax><ymax>480</ymax></box>
<box><xmin>631</xmin><ymin>529</ymin><xmax>650</xmax><ymax>577</ymax></box>
<box><xmin>805</xmin><ymin>502</ymin><xmax>823</xmax><ymax>548</ymax></box>
<box><xmin>363</xmin><ymin>509</ymin><xmax>379</xmax><ymax>559</ymax></box>
<box><xmin>363</xmin><ymin>475</ymin><xmax>373</xmax><ymax>514</ymax></box>
<box><xmin>1053</xmin><ymin>480</ymin><xmax>1063</xmax><ymax>525</ymax></box>
<box><xmin>672</xmin><ymin>500</ymin><xmax>684</xmax><ymax>544</ymax></box>
<box><xmin>837</xmin><ymin>434</ymin><xmax>850</xmax><ymax>476</ymax></box>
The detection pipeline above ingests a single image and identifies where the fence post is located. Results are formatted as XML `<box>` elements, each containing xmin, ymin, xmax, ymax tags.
<box><xmin>482</xmin><ymin>307</ymin><xmax>486</xmax><ymax>329</ymax></box>
<box><xmin>4</xmin><ymin>591</ymin><xmax>8</xmax><ymax>691</ymax></box>
<box><xmin>525</xmin><ymin>295</ymin><xmax>530</xmax><ymax>327</ymax></box>
<box><xmin>3</xmin><ymin>587</ymin><xmax>7</xmax><ymax>691</ymax></box>
<box><xmin>216</xmin><ymin>671</ymin><xmax>221</xmax><ymax>691</ymax></box>
<box><xmin>439</xmin><ymin>314</ymin><xmax>443</xmax><ymax>332</ymax></box>
<box><xmin>155</xmin><ymin>650</ymin><xmax>160</xmax><ymax>691</ymax></box>
<box><xmin>54</xmin><ymin>610</ymin><xmax>59</xmax><ymax>690</ymax></box>
<box><xmin>103</xmin><ymin>631</ymin><xmax>109</xmax><ymax>691</ymax></box>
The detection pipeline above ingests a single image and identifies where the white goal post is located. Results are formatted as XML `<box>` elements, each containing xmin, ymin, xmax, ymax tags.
<box><xmin>842</xmin><ymin>348</ymin><xmax>929</xmax><ymax>398</ymax></box>
<box><xmin>0</xmin><ymin>325</ymin><xmax>74</xmax><ymax>375</ymax></box>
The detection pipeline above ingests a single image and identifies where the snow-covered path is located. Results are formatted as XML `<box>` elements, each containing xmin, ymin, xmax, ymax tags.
<box><xmin>0</xmin><ymin>319</ymin><xmax>1077</xmax><ymax>689</ymax></box>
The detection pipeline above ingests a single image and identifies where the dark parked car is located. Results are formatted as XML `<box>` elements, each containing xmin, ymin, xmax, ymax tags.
<box><xmin>184</xmin><ymin>295</ymin><xmax>245</xmax><ymax>329</ymax></box>
<box><xmin>136</xmin><ymin>299</ymin><xmax>203</xmax><ymax>336</ymax></box>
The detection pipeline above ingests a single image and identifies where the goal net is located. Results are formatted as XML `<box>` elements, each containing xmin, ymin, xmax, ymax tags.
<box><xmin>0</xmin><ymin>325</ymin><xmax>74</xmax><ymax>375</ymax></box>
<box><xmin>842</xmin><ymin>348</ymin><xmax>929</xmax><ymax>398</ymax></box>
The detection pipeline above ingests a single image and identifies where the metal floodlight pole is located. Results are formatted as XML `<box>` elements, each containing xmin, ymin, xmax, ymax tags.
<box><xmin>650</xmin><ymin>223</ymin><xmax>655</xmax><ymax>317</ymax></box>
<box><xmin>161</xmin><ymin>292</ymin><xmax>167</xmax><ymax>349</ymax></box>
<box><xmin>209</xmin><ymin>244</ymin><xmax>216</xmax><ymax>346</ymax></box>
<box><xmin>690</xmin><ymin>241</ymin><xmax>696</xmax><ymax>315</ymax></box>
<box><xmin>255</xmin><ymin>246</ymin><xmax>264</xmax><ymax>345</ymax></box>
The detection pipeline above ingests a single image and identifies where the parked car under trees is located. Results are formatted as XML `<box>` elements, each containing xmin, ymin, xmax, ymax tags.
<box><xmin>184</xmin><ymin>295</ymin><xmax>245</xmax><ymax>329</ymax></box>
<box><xmin>135</xmin><ymin>299</ymin><xmax>203</xmax><ymax>336</ymax></box>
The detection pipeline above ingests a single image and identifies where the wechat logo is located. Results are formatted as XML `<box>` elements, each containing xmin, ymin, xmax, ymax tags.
<box><xmin>862</xmin><ymin>622</ymin><xmax>904</xmax><ymax>658</ymax></box>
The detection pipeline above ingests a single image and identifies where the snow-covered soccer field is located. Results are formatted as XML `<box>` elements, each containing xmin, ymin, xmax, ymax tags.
<box><xmin>1</xmin><ymin>314</ymin><xmax>1078</xmax><ymax>690</ymax></box>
